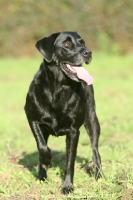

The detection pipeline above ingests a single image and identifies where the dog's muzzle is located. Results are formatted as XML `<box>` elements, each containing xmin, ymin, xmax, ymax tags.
<box><xmin>61</xmin><ymin>63</ymin><xmax>93</xmax><ymax>85</ymax></box>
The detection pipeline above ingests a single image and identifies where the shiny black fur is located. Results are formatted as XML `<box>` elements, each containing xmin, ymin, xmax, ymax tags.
<box><xmin>24</xmin><ymin>32</ymin><xmax>103</xmax><ymax>194</ymax></box>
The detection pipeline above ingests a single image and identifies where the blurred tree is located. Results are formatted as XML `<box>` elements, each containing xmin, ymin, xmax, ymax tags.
<box><xmin>0</xmin><ymin>0</ymin><xmax>133</xmax><ymax>56</ymax></box>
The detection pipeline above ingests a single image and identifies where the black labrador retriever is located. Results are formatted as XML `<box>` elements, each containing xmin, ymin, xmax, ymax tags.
<box><xmin>24</xmin><ymin>31</ymin><xmax>103</xmax><ymax>194</ymax></box>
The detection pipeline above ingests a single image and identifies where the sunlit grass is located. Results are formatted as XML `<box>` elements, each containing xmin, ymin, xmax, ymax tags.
<box><xmin>0</xmin><ymin>53</ymin><xmax>133</xmax><ymax>199</ymax></box>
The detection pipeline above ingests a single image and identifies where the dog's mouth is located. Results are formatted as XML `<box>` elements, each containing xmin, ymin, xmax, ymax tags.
<box><xmin>61</xmin><ymin>62</ymin><xmax>93</xmax><ymax>85</ymax></box>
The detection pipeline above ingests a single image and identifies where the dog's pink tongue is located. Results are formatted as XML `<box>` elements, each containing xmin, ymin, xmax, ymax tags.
<box><xmin>72</xmin><ymin>66</ymin><xmax>93</xmax><ymax>85</ymax></box>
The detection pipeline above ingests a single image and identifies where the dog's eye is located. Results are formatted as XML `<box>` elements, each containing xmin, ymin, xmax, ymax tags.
<box><xmin>64</xmin><ymin>41</ymin><xmax>71</xmax><ymax>48</ymax></box>
<box><xmin>81</xmin><ymin>41</ymin><xmax>85</xmax><ymax>47</ymax></box>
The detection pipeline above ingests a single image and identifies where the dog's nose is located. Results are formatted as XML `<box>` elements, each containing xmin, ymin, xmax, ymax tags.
<box><xmin>83</xmin><ymin>50</ymin><xmax>92</xmax><ymax>58</ymax></box>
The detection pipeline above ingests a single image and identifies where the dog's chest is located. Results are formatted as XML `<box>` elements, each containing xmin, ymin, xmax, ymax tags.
<box><xmin>42</xmin><ymin>84</ymin><xmax>86</xmax><ymax>136</ymax></box>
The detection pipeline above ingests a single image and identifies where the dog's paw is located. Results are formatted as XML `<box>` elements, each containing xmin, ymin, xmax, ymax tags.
<box><xmin>39</xmin><ymin>147</ymin><xmax>52</xmax><ymax>166</ymax></box>
<box><xmin>38</xmin><ymin>164</ymin><xmax>47</xmax><ymax>181</ymax></box>
<box><xmin>61</xmin><ymin>182</ymin><xmax>74</xmax><ymax>195</ymax></box>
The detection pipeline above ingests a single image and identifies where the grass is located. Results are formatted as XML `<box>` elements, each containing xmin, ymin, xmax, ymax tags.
<box><xmin>0</xmin><ymin>53</ymin><xmax>133</xmax><ymax>200</ymax></box>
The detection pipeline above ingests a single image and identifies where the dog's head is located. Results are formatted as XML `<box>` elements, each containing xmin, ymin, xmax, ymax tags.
<box><xmin>36</xmin><ymin>32</ymin><xmax>93</xmax><ymax>84</ymax></box>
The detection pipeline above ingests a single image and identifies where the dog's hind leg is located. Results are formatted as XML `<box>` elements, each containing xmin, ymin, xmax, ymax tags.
<box><xmin>28</xmin><ymin>121</ymin><xmax>51</xmax><ymax>180</ymax></box>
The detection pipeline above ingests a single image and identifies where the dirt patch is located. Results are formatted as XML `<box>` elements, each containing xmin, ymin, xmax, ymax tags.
<box><xmin>119</xmin><ymin>188</ymin><xmax>133</xmax><ymax>200</ymax></box>
<box><xmin>1</xmin><ymin>182</ymin><xmax>41</xmax><ymax>200</ymax></box>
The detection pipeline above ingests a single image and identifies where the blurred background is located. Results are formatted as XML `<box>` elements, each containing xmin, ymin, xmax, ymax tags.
<box><xmin>0</xmin><ymin>0</ymin><xmax>133</xmax><ymax>57</ymax></box>
<box><xmin>0</xmin><ymin>1</ymin><xmax>133</xmax><ymax>198</ymax></box>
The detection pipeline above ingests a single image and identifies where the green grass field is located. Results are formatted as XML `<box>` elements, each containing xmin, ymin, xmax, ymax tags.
<box><xmin>0</xmin><ymin>53</ymin><xmax>133</xmax><ymax>200</ymax></box>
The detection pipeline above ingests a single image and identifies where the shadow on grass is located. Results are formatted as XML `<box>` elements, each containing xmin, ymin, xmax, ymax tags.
<box><xmin>18</xmin><ymin>151</ymin><xmax>39</xmax><ymax>178</ymax></box>
<box><xmin>18</xmin><ymin>150</ymin><xmax>93</xmax><ymax>180</ymax></box>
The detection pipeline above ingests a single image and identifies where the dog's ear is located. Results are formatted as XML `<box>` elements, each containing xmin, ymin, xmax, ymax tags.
<box><xmin>35</xmin><ymin>32</ymin><xmax>60</xmax><ymax>62</ymax></box>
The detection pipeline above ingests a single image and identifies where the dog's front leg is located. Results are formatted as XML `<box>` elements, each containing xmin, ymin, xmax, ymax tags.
<box><xmin>61</xmin><ymin>131</ymin><xmax>80</xmax><ymax>194</ymax></box>
<box><xmin>84</xmin><ymin>113</ymin><xmax>103</xmax><ymax>179</ymax></box>
<box><xmin>84</xmin><ymin>85</ymin><xmax>104</xmax><ymax>179</ymax></box>
<box><xmin>28</xmin><ymin>121</ymin><xmax>51</xmax><ymax>180</ymax></box>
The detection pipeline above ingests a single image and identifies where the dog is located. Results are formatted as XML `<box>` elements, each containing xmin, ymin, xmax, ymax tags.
<box><xmin>24</xmin><ymin>31</ymin><xmax>103</xmax><ymax>194</ymax></box>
